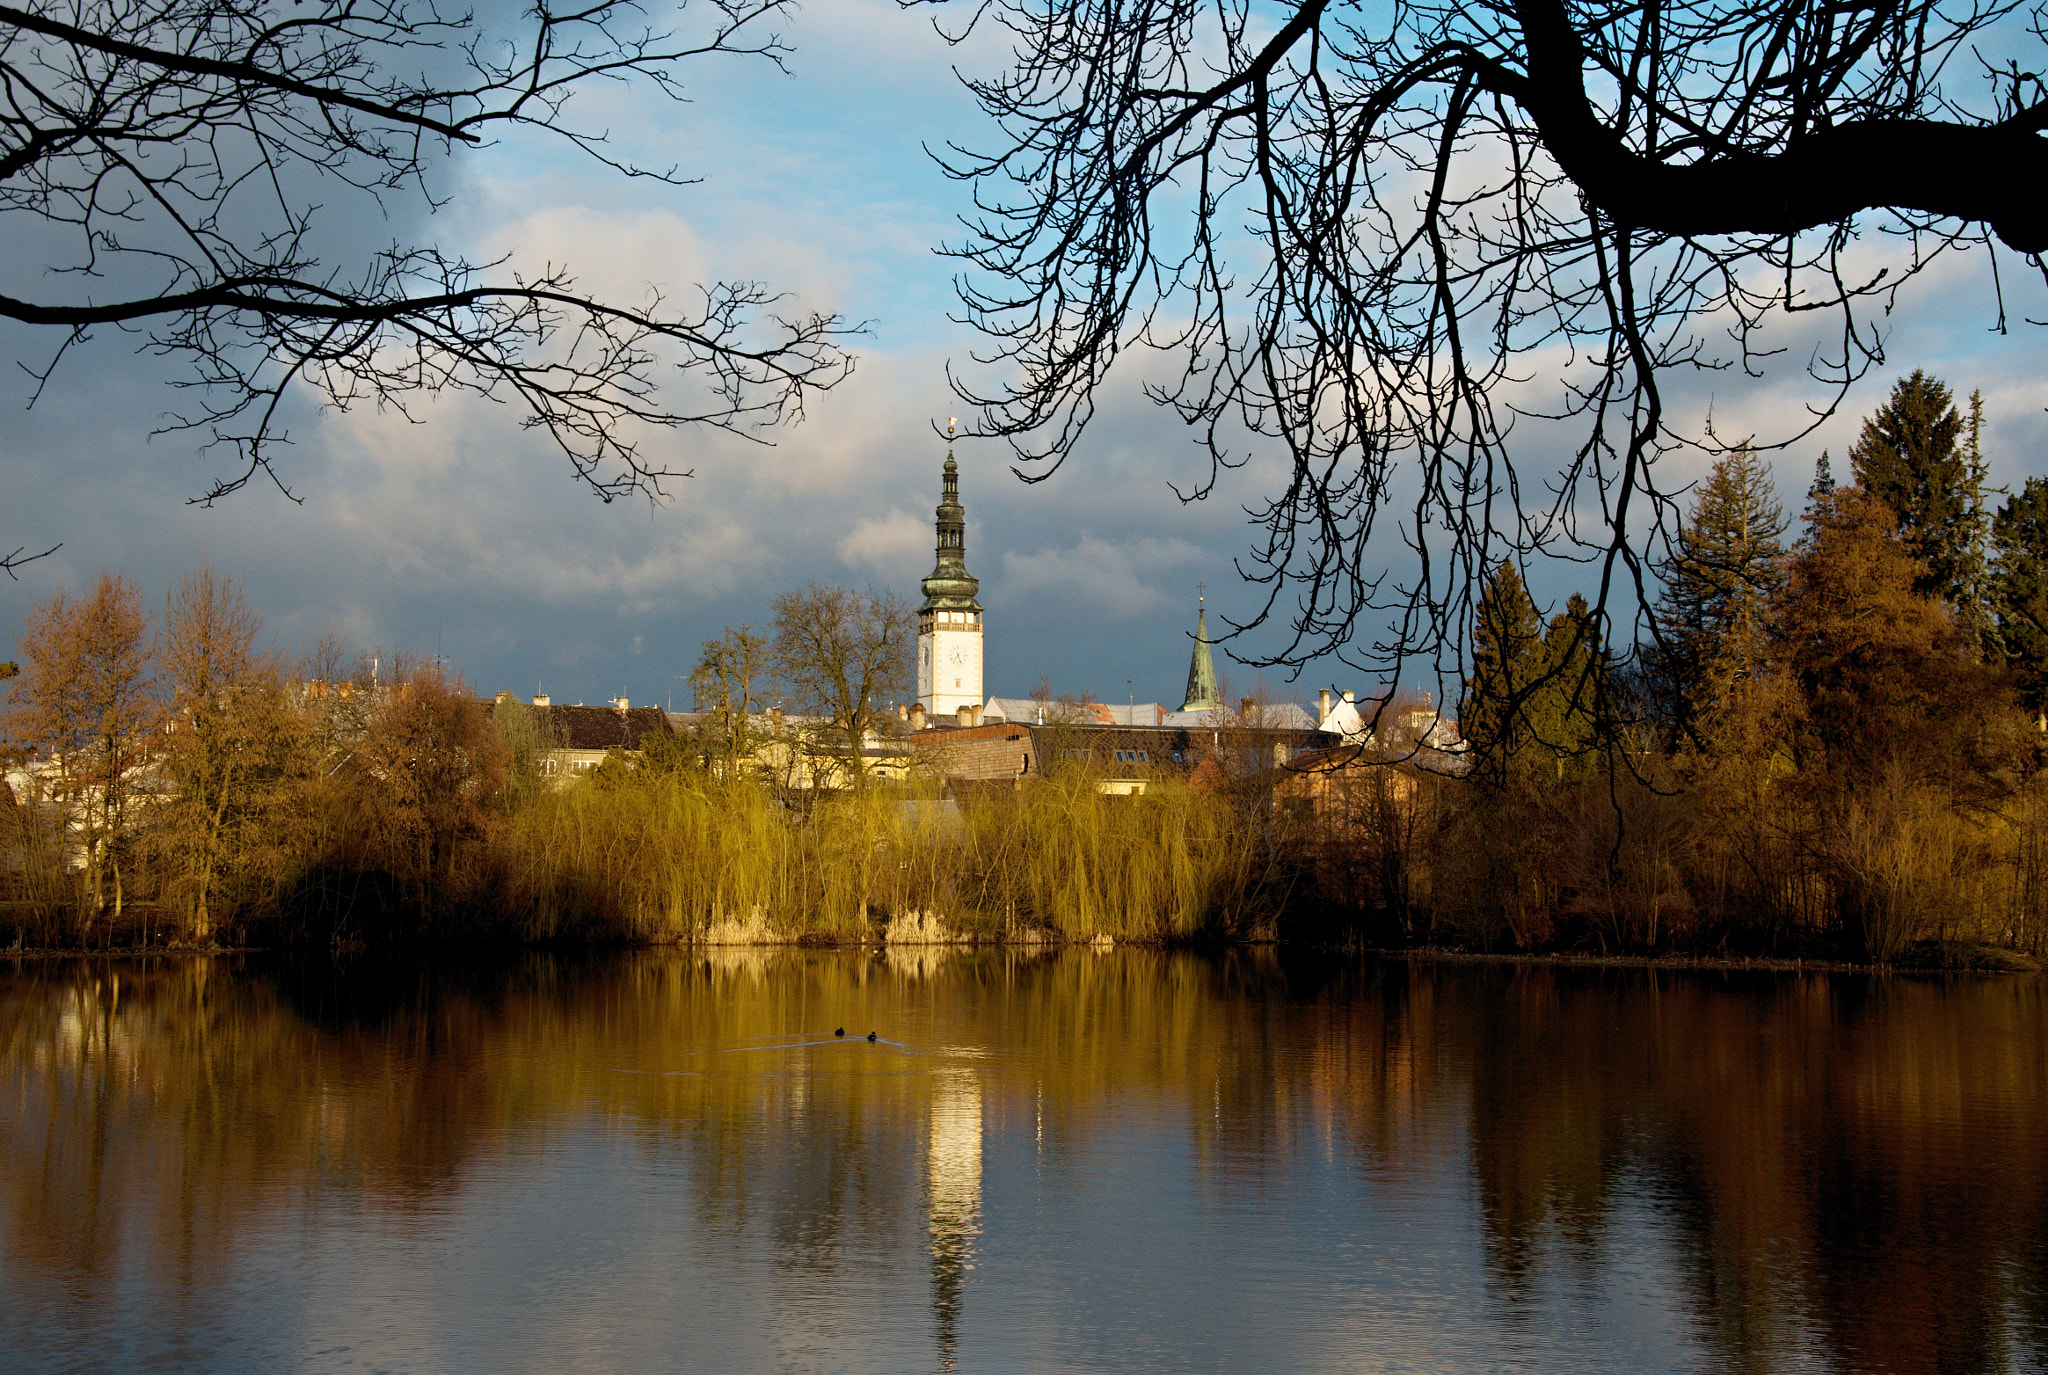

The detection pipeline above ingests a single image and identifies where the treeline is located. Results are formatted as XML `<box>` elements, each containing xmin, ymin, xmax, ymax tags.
<box><xmin>8</xmin><ymin>372</ymin><xmax>2043</xmax><ymax>960</ymax></box>
<box><xmin>0</xmin><ymin>571</ymin><xmax>1284</xmax><ymax>947</ymax></box>
<box><xmin>1308</xmin><ymin>372</ymin><xmax>2048</xmax><ymax>962</ymax></box>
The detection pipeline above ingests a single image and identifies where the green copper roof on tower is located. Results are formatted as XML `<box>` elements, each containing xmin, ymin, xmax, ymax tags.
<box><xmin>1180</xmin><ymin>595</ymin><xmax>1221</xmax><ymax>711</ymax></box>
<box><xmin>920</xmin><ymin>424</ymin><xmax>982</xmax><ymax>614</ymax></box>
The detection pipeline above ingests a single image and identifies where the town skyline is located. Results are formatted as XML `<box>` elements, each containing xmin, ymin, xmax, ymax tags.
<box><xmin>2</xmin><ymin>0</ymin><xmax>2044</xmax><ymax>710</ymax></box>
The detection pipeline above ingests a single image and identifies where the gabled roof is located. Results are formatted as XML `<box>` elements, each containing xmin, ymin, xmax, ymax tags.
<box><xmin>534</xmin><ymin>704</ymin><xmax>675</xmax><ymax>752</ymax></box>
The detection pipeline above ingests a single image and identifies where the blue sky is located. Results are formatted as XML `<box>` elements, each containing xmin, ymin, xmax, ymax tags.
<box><xmin>2</xmin><ymin>0</ymin><xmax>2044</xmax><ymax>713</ymax></box>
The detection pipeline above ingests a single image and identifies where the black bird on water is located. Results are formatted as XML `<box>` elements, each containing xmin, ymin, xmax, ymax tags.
<box><xmin>834</xmin><ymin>1027</ymin><xmax>846</xmax><ymax>1037</ymax></box>
<box><xmin>867</xmin><ymin>1031</ymin><xmax>877</xmax><ymax>1042</ymax></box>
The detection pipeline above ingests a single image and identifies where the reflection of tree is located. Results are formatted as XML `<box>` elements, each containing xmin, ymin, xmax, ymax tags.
<box><xmin>2</xmin><ymin>951</ymin><xmax>2046</xmax><ymax>1370</ymax></box>
<box><xmin>1451</xmin><ymin>969</ymin><xmax>2048</xmax><ymax>1371</ymax></box>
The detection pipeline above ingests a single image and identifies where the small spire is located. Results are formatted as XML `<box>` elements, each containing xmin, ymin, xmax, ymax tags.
<box><xmin>1180</xmin><ymin>592</ymin><xmax>1221</xmax><ymax>712</ymax></box>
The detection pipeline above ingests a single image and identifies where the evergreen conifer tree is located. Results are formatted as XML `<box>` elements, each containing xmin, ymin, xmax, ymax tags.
<box><xmin>1809</xmin><ymin>452</ymin><xmax>1836</xmax><ymax>502</ymax></box>
<box><xmin>1654</xmin><ymin>447</ymin><xmax>1787</xmax><ymax>731</ymax></box>
<box><xmin>1951</xmin><ymin>390</ymin><xmax>2003</xmax><ymax>660</ymax></box>
<box><xmin>1847</xmin><ymin>371</ymin><xmax>1975</xmax><ymax>605</ymax></box>
<box><xmin>1533</xmin><ymin>593</ymin><xmax>1608</xmax><ymax>775</ymax></box>
<box><xmin>1464</xmin><ymin>564</ymin><xmax>1607</xmax><ymax>780</ymax></box>
<box><xmin>1994</xmin><ymin>476</ymin><xmax>2048</xmax><ymax>720</ymax></box>
<box><xmin>1462</xmin><ymin>561</ymin><xmax>1545</xmax><ymax>777</ymax></box>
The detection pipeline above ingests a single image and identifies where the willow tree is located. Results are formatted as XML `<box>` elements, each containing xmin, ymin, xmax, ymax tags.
<box><xmin>929</xmin><ymin>0</ymin><xmax>2047</xmax><ymax>688</ymax></box>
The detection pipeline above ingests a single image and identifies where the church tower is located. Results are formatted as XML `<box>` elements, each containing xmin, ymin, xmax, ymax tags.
<box><xmin>918</xmin><ymin>424</ymin><xmax>983</xmax><ymax>719</ymax></box>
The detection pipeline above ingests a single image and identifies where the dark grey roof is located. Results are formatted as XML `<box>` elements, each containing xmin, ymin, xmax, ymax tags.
<box><xmin>534</xmin><ymin>704</ymin><xmax>675</xmax><ymax>751</ymax></box>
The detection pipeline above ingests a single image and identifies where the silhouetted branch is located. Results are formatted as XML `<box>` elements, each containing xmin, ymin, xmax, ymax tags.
<box><xmin>1</xmin><ymin>0</ymin><xmax>855</xmax><ymax>504</ymax></box>
<box><xmin>926</xmin><ymin>0</ymin><xmax>2046</xmax><ymax>694</ymax></box>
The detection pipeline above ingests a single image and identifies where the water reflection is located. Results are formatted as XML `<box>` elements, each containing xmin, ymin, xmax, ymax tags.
<box><xmin>1</xmin><ymin>951</ymin><xmax>2044</xmax><ymax>1372</ymax></box>
<box><xmin>927</xmin><ymin>1068</ymin><xmax>982</xmax><ymax>1369</ymax></box>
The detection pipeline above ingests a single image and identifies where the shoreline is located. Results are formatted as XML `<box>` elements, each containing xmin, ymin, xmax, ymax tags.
<box><xmin>2</xmin><ymin>938</ymin><xmax>2038</xmax><ymax>975</ymax></box>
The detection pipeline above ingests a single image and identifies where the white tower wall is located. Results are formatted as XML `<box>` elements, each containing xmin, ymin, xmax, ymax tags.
<box><xmin>918</xmin><ymin>613</ymin><xmax>983</xmax><ymax>718</ymax></box>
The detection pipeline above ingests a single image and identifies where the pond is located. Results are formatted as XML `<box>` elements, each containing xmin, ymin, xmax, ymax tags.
<box><xmin>2</xmin><ymin>950</ymin><xmax>2044</xmax><ymax>1373</ymax></box>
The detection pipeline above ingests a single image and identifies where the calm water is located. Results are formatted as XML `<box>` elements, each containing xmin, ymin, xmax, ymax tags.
<box><xmin>2</xmin><ymin>950</ymin><xmax>2045</xmax><ymax>1374</ymax></box>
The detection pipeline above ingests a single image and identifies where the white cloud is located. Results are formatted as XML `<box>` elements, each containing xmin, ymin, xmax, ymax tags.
<box><xmin>838</xmin><ymin>509</ymin><xmax>930</xmax><ymax>577</ymax></box>
<box><xmin>1001</xmin><ymin>535</ymin><xmax>1208</xmax><ymax>618</ymax></box>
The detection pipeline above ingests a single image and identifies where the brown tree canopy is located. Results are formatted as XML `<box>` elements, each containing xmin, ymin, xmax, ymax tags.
<box><xmin>1779</xmin><ymin>485</ymin><xmax>1982</xmax><ymax>768</ymax></box>
<box><xmin>928</xmin><ymin>0</ymin><xmax>2046</xmax><ymax>681</ymax></box>
<box><xmin>0</xmin><ymin>0</ymin><xmax>854</xmax><ymax>550</ymax></box>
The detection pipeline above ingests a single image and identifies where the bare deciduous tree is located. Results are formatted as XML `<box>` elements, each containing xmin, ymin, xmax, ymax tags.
<box><xmin>929</xmin><ymin>0</ymin><xmax>2046</xmax><ymax>686</ymax></box>
<box><xmin>2</xmin><ymin>0</ymin><xmax>855</xmax><ymax>519</ymax></box>
<box><xmin>154</xmin><ymin>565</ymin><xmax>310</xmax><ymax>941</ymax></box>
<box><xmin>771</xmin><ymin>584</ymin><xmax>913</xmax><ymax>788</ymax></box>
<box><xmin>690</xmin><ymin>624</ymin><xmax>771</xmax><ymax>775</ymax></box>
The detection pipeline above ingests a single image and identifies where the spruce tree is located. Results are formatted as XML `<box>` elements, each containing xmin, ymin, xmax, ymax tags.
<box><xmin>1994</xmin><ymin>476</ymin><xmax>2048</xmax><ymax>719</ymax></box>
<box><xmin>1462</xmin><ymin>561</ymin><xmax>1545</xmax><ymax>775</ymax></box>
<box><xmin>1533</xmin><ymin>593</ymin><xmax>1607</xmax><ymax>773</ymax></box>
<box><xmin>1952</xmin><ymin>390</ymin><xmax>2002</xmax><ymax>660</ymax></box>
<box><xmin>1654</xmin><ymin>447</ymin><xmax>1787</xmax><ymax>732</ymax></box>
<box><xmin>1464</xmin><ymin>564</ymin><xmax>1608</xmax><ymax>780</ymax></box>
<box><xmin>1847</xmin><ymin>370</ymin><xmax>1974</xmax><ymax>604</ymax></box>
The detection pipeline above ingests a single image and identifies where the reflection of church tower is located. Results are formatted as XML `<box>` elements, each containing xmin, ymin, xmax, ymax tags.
<box><xmin>927</xmin><ymin>1070</ymin><xmax>983</xmax><ymax>1371</ymax></box>
<box><xmin>1180</xmin><ymin>592</ymin><xmax>1222</xmax><ymax>711</ymax></box>
<box><xmin>918</xmin><ymin>424</ymin><xmax>984</xmax><ymax>718</ymax></box>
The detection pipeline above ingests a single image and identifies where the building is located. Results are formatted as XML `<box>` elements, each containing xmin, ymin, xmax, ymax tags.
<box><xmin>508</xmin><ymin>695</ymin><xmax>676</xmax><ymax>780</ymax></box>
<box><xmin>917</xmin><ymin>425</ymin><xmax>984</xmax><ymax>720</ymax></box>
<box><xmin>1314</xmin><ymin>689</ymin><xmax>1465</xmax><ymax>757</ymax></box>
<box><xmin>907</xmin><ymin>717</ymin><xmax>1332</xmax><ymax>791</ymax></box>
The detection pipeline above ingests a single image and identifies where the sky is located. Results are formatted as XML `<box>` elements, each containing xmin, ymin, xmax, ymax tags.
<box><xmin>3</xmin><ymin>0</ymin><xmax>2045</xmax><ymax>714</ymax></box>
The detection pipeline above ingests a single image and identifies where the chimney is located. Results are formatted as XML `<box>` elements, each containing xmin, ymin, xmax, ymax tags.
<box><xmin>614</xmin><ymin>696</ymin><xmax>630</xmax><ymax>714</ymax></box>
<box><xmin>956</xmin><ymin>704</ymin><xmax>974</xmax><ymax>727</ymax></box>
<box><xmin>495</xmin><ymin>690</ymin><xmax>514</xmax><ymax>706</ymax></box>
<box><xmin>1343</xmin><ymin>690</ymin><xmax>1355</xmax><ymax>704</ymax></box>
<box><xmin>971</xmin><ymin>704</ymin><xmax>984</xmax><ymax>726</ymax></box>
<box><xmin>1240</xmin><ymin>696</ymin><xmax>1255</xmax><ymax>717</ymax></box>
<box><xmin>532</xmin><ymin>693</ymin><xmax>550</xmax><ymax>707</ymax></box>
<box><xmin>898</xmin><ymin>703</ymin><xmax>909</xmax><ymax>722</ymax></box>
<box><xmin>1317</xmin><ymin>688</ymin><xmax>1331</xmax><ymax>720</ymax></box>
<box><xmin>909</xmin><ymin>702</ymin><xmax>926</xmax><ymax>731</ymax></box>
<box><xmin>769</xmin><ymin>706</ymin><xmax>783</xmax><ymax>732</ymax></box>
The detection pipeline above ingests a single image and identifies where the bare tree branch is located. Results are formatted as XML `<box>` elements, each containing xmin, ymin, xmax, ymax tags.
<box><xmin>1</xmin><ymin>0</ymin><xmax>856</xmax><ymax>507</ymax></box>
<box><xmin>926</xmin><ymin>0</ymin><xmax>2047</xmax><ymax>699</ymax></box>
